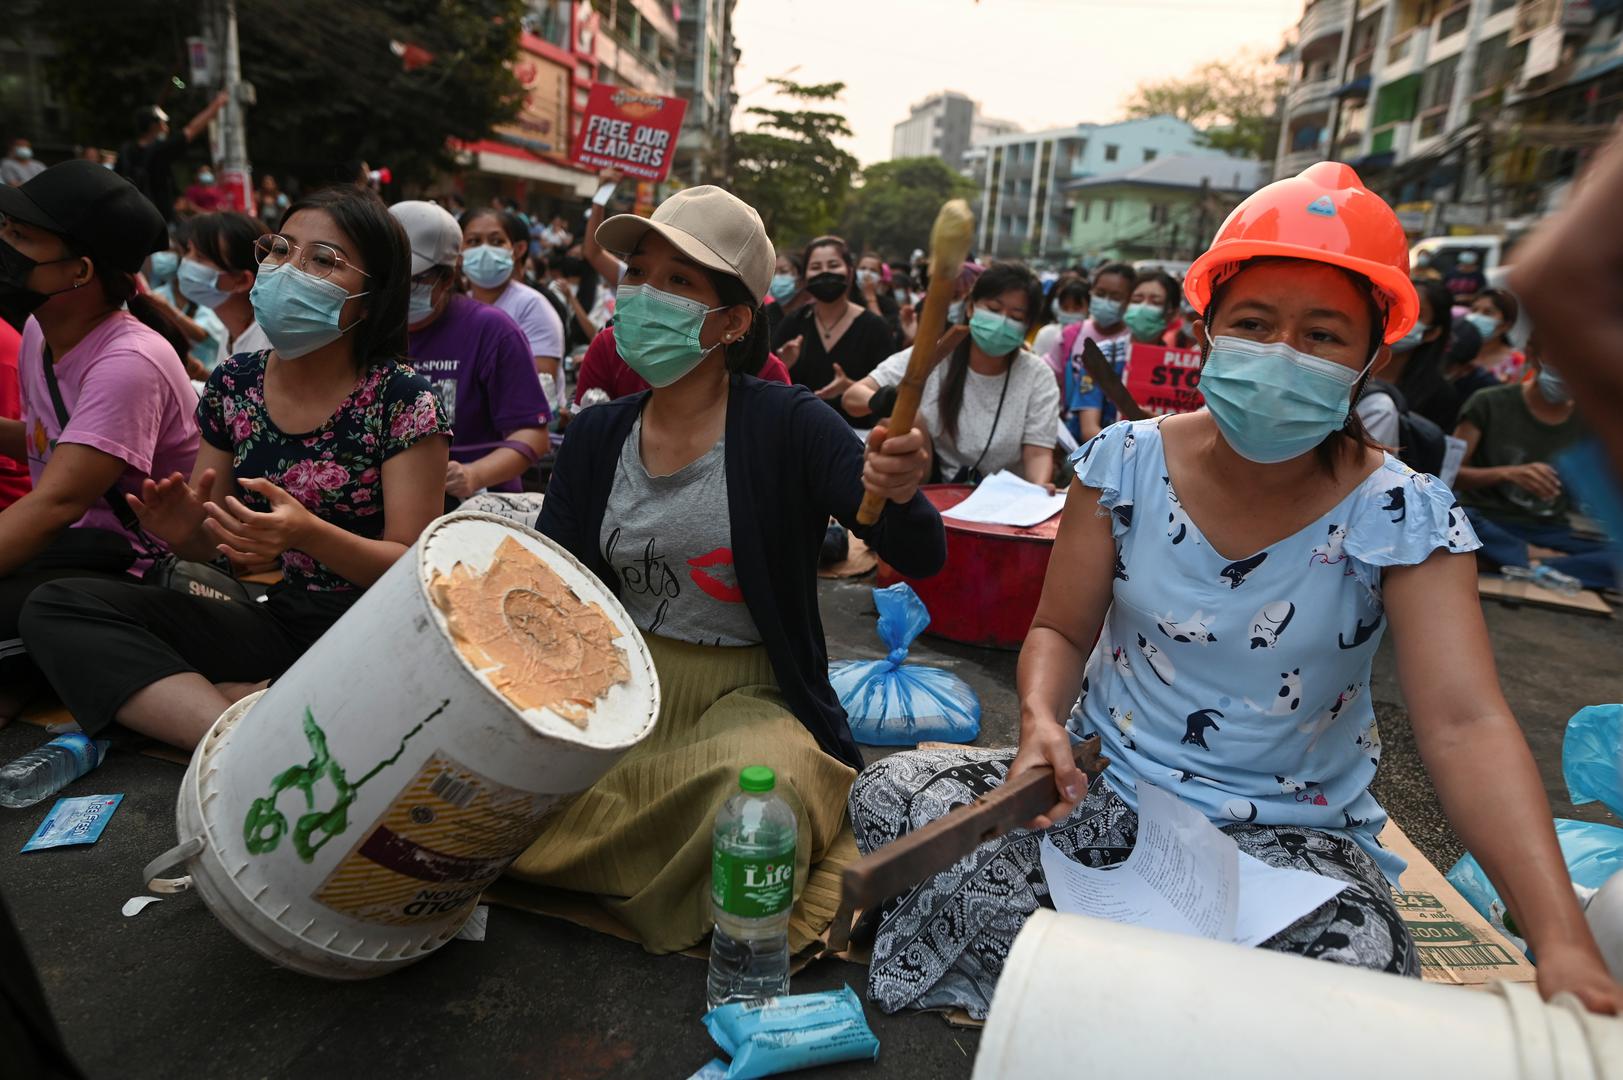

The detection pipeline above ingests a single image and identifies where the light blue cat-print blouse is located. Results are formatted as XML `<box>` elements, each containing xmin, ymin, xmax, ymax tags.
<box><xmin>1065</xmin><ymin>418</ymin><xmax>1483</xmax><ymax>883</ymax></box>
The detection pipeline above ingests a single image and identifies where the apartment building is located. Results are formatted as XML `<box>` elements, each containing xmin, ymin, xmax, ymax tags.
<box><xmin>891</xmin><ymin>91</ymin><xmax>1020</xmax><ymax>172</ymax></box>
<box><xmin>1276</xmin><ymin>0</ymin><xmax>1623</xmax><ymax>232</ymax></box>
<box><xmin>963</xmin><ymin>116</ymin><xmax>1228</xmax><ymax>261</ymax></box>
<box><xmin>673</xmin><ymin>0</ymin><xmax>740</xmax><ymax>185</ymax></box>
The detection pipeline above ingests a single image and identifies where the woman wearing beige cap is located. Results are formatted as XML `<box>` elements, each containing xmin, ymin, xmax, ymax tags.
<box><xmin>509</xmin><ymin>185</ymin><xmax>947</xmax><ymax>954</ymax></box>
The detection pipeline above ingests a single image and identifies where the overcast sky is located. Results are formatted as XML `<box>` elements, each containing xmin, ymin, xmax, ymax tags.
<box><xmin>729</xmin><ymin>0</ymin><xmax>1306</xmax><ymax>165</ymax></box>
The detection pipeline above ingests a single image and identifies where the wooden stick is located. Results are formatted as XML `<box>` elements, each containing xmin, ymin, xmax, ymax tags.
<box><xmin>825</xmin><ymin>736</ymin><xmax>1109</xmax><ymax>953</ymax></box>
<box><xmin>856</xmin><ymin>199</ymin><xmax>976</xmax><ymax>526</ymax></box>
<box><xmin>1079</xmin><ymin>337</ymin><xmax>1150</xmax><ymax>422</ymax></box>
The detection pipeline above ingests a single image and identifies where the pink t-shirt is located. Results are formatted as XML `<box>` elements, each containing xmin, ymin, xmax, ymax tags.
<box><xmin>19</xmin><ymin>312</ymin><xmax>200</xmax><ymax>548</ymax></box>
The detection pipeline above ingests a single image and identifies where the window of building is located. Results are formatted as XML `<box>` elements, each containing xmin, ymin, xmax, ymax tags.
<box><xmin>1105</xmin><ymin>143</ymin><xmax>1120</xmax><ymax>162</ymax></box>
<box><xmin>1488</xmin><ymin>0</ymin><xmax>1515</xmax><ymax>12</ymax></box>
<box><xmin>1143</xmin><ymin>148</ymin><xmax>1158</xmax><ymax>162</ymax></box>
<box><xmin>1082</xmin><ymin>200</ymin><xmax>1092</xmax><ymax>223</ymax></box>
<box><xmin>1104</xmin><ymin>199</ymin><xmax>1114</xmax><ymax>222</ymax></box>
<box><xmin>1438</xmin><ymin>4</ymin><xmax>1470</xmax><ymax>40</ymax></box>
<box><xmin>1149</xmin><ymin>202</ymin><xmax>1169</xmax><ymax>225</ymax></box>
<box><xmin>1419</xmin><ymin>54</ymin><xmax>1460</xmax><ymax>112</ymax></box>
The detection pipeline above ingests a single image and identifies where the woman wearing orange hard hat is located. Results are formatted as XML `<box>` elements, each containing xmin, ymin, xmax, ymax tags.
<box><xmin>846</xmin><ymin>163</ymin><xmax>1622</xmax><ymax>1018</ymax></box>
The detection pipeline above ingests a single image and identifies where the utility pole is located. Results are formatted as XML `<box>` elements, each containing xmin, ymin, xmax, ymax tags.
<box><xmin>214</xmin><ymin>0</ymin><xmax>253</xmax><ymax>214</ymax></box>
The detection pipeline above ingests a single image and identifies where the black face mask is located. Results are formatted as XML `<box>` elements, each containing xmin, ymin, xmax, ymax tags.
<box><xmin>0</xmin><ymin>237</ymin><xmax>74</xmax><ymax>331</ymax></box>
<box><xmin>805</xmin><ymin>272</ymin><xmax>849</xmax><ymax>303</ymax></box>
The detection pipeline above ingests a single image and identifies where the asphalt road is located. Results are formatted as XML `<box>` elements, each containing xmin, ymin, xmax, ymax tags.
<box><xmin>1</xmin><ymin>575</ymin><xmax>1617</xmax><ymax>1079</ymax></box>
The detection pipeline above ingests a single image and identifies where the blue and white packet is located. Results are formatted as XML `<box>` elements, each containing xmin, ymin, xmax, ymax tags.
<box><xmin>21</xmin><ymin>795</ymin><xmax>123</xmax><ymax>852</ymax></box>
<box><xmin>702</xmin><ymin>985</ymin><xmax>879</xmax><ymax>1079</ymax></box>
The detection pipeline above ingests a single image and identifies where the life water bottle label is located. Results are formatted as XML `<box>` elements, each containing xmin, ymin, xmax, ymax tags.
<box><xmin>49</xmin><ymin>733</ymin><xmax>101</xmax><ymax>771</ymax></box>
<box><xmin>712</xmin><ymin>844</ymin><xmax>795</xmax><ymax>918</ymax></box>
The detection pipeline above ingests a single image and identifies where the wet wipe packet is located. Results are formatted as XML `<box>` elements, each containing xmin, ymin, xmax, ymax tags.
<box><xmin>702</xmin><ymin>985</ymin><xmax>879</xmax><ymax>1079</ymax></box>
<box><xmin>21</xmin><ymin>795</ymin><xmax>123</xmax><ymax>852</ymax></box>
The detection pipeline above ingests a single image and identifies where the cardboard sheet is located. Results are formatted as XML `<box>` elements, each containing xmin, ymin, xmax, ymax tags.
<box><xmin>1380</xmin><ymin>818</ymin><xmax>1537</xmax><ymax>987</ymax></box>
<box><xmin>1478</xmin><ymin>574</ymin><xmax>1613</xmax><ymax>617</ymax></box>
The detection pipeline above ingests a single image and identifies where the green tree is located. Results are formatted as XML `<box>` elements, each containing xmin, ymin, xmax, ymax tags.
<box><xmin>838</xmin><ymin>157</ymin><xmax>976</xmax><ymax>258</ymax></box>
<box><xmin>33</xmin><ymin>0</ymin><xmax>525</xmax><ymax>190</ymax></box>
<box><xmin>1122</xmin><ymin>52</ymin><xmax>1284</xmax><ymax>161</ymax></box>
<box><xmin>729</xmin><ymin>78</ymin><xmax>859</xmax><ymax>245</ymax></box>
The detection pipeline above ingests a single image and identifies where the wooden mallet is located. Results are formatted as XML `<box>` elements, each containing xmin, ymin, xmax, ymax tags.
<box><xmin>856</xmin><ymin>198</ymin><xmax>976</xmax><ymax>526</ymax></box>
<box><xmin>824</xmin><ymin>735</ymin><xmax>1109</xmax><ymax>954</ymax></box>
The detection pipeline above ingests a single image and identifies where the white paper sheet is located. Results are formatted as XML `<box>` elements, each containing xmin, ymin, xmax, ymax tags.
<box><xmin>1039</xmin><ymin>782</ymin><xmax>1347</xmax><ymax>947</ymax></box>
<box><xmin>1440</xmin><ymin>434</ymin><xmax>1468</xmax><ymax>487</ymax></box>
<box><xmin>942</xmin><ymin>470</ymin><xmax>1067</xmax><ymax>528</ymax></box>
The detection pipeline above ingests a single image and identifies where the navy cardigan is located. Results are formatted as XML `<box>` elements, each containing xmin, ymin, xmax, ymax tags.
<box><xmin>538</xmin><ymin>374</ymin><xmax>947</xmax><ymax>768</ymax></box>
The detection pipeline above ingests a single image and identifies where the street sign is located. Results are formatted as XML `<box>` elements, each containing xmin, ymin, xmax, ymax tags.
<box><xmin>186</xmin><ymin>35</ymin><xmax>217</xmax><ymax>87</ymax></box>
<box><xmin>570</xmin><ymin>83</ymin><xmax>688</xmax><ymax>184</ymax></box>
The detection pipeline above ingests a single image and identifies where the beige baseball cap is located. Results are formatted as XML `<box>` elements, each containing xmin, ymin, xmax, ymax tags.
<box><xmin>596</xmin><ymin>186</ymin><xmax>773</xmax><ymax>300</ymax></box>
<box><xmin>389</xmin><ymin>200</ymin><xmax>463</xmax><ymax>275</ymax></box>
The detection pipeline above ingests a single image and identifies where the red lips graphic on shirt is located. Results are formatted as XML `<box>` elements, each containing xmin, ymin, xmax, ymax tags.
<box><xmin>688</xmin><ymin>547</ymin><xmax>744</xmax><ymax>603</ymax></box>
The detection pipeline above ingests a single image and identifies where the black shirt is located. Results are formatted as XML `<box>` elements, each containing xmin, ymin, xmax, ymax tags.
<box><xmin>539</xmin><ymin>374</ymin><xmax>947</xmax><ymax>768</ymax></box>
<box><xmin>771</xmin><ymin>305</ymin><xmax>895</xmax><ymax>423</ymax></box>
<box><xmin>116</xmin><ymin>132</ymin><xmax>190</xmax><ymax>221</ymax></box>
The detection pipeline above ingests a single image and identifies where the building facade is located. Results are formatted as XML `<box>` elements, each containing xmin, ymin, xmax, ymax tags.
<box><xmin>1275</xmin><ymin>0</ymin><xmax>1623</xmax><ymax>235</ymax></box>
<box><xmin>1066</xmin><ymin>156</ymin><xmax>1271</xmax><ymax>263</ymax></box>
<box><xmin>673</xmin><ymin>0</ymin><xmax>739</xmax><ymax>186</ymax></box>
<box><xmin>891</xmin><ymin>91</ymin><xmax>1019</xmax><ymax>171</ymax></box>
<box><xmin>964</xmin><ymin>116</ymin><xmax>1231</xmax><ymax>261</ymax></box>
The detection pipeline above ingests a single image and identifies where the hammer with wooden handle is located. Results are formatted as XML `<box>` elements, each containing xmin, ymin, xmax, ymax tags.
<box><xmin>824</xmin><ymin>735</ymin><xmax>1109</xmax><ymax>954</ymax></box>
<box><xmin>855</xmin><ymin>199</ymin><xmax>976</xmax><ymax>526</ymax></box>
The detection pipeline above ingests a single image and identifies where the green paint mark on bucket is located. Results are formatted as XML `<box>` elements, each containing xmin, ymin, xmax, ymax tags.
<box><xmin>243</xmin><ymin>700</ymin><xmax>451</xmax><ymax>863</ymax></box>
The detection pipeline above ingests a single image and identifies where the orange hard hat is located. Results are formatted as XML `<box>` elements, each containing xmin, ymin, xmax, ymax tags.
<box><xmin>1184</xmin><ymin>161</ymin><xmax>1419</xmax><ymax>345</ymax></box>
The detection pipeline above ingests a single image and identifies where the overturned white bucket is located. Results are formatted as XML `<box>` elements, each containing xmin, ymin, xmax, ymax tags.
<box><xmin>973</xmin><ymin>910</ymin><xmax>1623</xmax><ymax>1080</ymax></box>
<box><xmin>143</xmin><ymin>512</ymin><xmax>658</xmax><ymax>979</ymax></box>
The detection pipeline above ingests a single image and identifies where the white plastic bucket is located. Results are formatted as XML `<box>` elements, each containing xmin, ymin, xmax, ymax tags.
<box><xmin>972</xmin><ymin>910</ymin><xmax>1623</xmax><ymax>1080</ymax></box>
<box><xmin>143</xmin><ymin>512</ymin><xmax>659</xmax><ymax>979</ymax></box>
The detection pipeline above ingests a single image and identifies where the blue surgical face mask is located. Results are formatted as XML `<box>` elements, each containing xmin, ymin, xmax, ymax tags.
<box><xmin>250</xmin><ymin>264</ymin><xmax>369</xmax><ymax>360</ymax></box>
<box><xmin>947</xmin><ymin>299</ymin><xmax>965</xmax><ymax>325</ymax></box>
<box><xmin>768</xmin><ymin>272</ymin><xmax>798</xmax><ymax>301</ymax></box>
<box><xmin>461</xmin><ymin>244</ymin><xmax>514</xmax><ymax>290</ymax></box>
<box><xmin>968</xmin><ymin>308</ymin><xmax>1026</xmax><ymax>356</ymax></box>
<box><xmin>1392</xmin><ymin>320</ymin><xmax>1427</xmax><ymax>353</ymax></box>
<box><xmin>198</xmin><ymin>171</ymin><xmax>215</xmax><ymax>186</ymax></box>
<box><xmin>1055</xmin><ymin>308</ymin><xmax>1085</xmax><ymax>326</ymax></box>
<box><xmin>148</xmin><ymin>251</ymin><xmax>179</xmax><ymax>286</ymax></box>
<box><xmin>178</xmin><ymin>257</ymin><xmax>232</xmax><ymax>309</ymax></box>
<box><xmin>1536</xmin><ymin>367</ymin><xmax>1572</xmax><ymax>405</ymax></box>
<box><xmin>614</xmin><ymin>283</ymin><xmax>725</xmax><ymax>388</ymax></box>
<box><xmin>1464</xmin><ymin>311</ymin><xmax>1500</xmax><ymax>341</ymax></box>
<box><xmin>1199</xmin><ymin>333</ymin><xmax>1376</xmax><ymax>464</ymax></box>
<box><xmin>1089</xmin><ymin>295</ymin><xmax>1123</xmax><ymax>328</ymax></box>
<box><xmin>408</xmin><ymin>281</ymin><xmax>439</xmax><ymax>324</ymax></box>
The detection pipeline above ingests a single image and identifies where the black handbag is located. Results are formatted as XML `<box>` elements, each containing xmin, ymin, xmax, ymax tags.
<box><xmin>40</xmin><ymin>347</ymin><xmax>252</xmax><ymax>605</ymax></box>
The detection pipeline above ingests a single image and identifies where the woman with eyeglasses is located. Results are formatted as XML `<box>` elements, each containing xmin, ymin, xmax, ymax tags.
<box><xmin>21</xmin><ymin>186</ymin><xmax>451</xmax><ymax>751</ymax></box>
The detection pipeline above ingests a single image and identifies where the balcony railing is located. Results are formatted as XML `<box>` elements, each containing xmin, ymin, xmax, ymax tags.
<box><xmin>1287</xmin><ymin>76</ymin><xmax>1337</xmax><ymax>114</ymax></box>
<box><xmin>1513</xmin><ymin>0</ymin><xmax>1561</xmax><ymax>42</ymax></box>
<box><xmin>1300</xmin><ymin>0</ymin><xmax>1351</xmax><ymax>47</ymax></box>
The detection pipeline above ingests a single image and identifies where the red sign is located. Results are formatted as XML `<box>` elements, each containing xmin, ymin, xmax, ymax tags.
<box><xmin>570</xmin><ymin>83</ymin><xmax>688</xmax><ymax>183</ymax></box>
<box><xmin>1123</xmin><ymin>343</ymin><xmax>1204</xmax><ymax>416</ymax></box>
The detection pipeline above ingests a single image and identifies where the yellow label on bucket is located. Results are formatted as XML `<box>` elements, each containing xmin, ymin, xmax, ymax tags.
<box><xmin>314</xmin><ymin>752</ymin><xmax>558</xmax><ymax>924</ymax></box>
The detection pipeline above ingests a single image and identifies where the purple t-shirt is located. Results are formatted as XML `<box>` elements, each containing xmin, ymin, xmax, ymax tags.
<box><xmin>19</xmin><ymin>312</ymin><xmax>200</xmax><ymax>556</ymax></box>
<box><xmin>407</xmin><ymin>294</ymin><xmax>550</xmax><ymax>492</ymax></box>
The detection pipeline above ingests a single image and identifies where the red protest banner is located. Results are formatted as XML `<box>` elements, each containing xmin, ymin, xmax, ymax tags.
<box><xmin>1123</xmin><ymin>343</ymin><xmax>1204</xmax><ymax>415</ymax></box>
<box><xmin>570</xmin><ymin>83</ymin><xmax>688</xmax><ymax>183</ymax></box>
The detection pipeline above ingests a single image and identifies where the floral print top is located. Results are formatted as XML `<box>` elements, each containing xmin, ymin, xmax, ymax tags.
<box><xmin>197</xmin><ymin>350</ymin><xmax>449</xmax><ymax>591</ymax></box>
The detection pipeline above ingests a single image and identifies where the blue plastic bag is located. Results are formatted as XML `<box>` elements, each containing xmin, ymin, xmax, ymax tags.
<box><xmin>829</xmin><ymin>584</ymin><xmax>981</xmax><ymax>746</ymax></box>
<box><xmin>1564</xmin><ymin>704</ymin><xmax>1623</xmax><ymax>819</ymax></box>
<box><xmin>1448</xmin><ymin>818</ymin><xmax>1623</xmax><ymax>954</ymax></box>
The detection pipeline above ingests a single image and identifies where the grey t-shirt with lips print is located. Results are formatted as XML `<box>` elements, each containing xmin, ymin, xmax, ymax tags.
<box><xmin>600</xmin><ymin>414</ymin><xmax>763</xmax><ymax>646</ymax></box>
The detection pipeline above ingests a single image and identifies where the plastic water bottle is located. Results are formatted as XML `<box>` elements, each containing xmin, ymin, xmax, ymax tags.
<box><xmin>707</xmin><ymin>765</ymin><xmax>798</xmax><ymax>1008</ymax></box>
<box><xmin>0</xmin><ymin>734</ymin><xmax>111</xmax><ymax>809</ymax></box>
<box><xmin>1502</xmin><ymin>564</ymin><xmax>1584</xmax><ymax>596</ymax></box>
